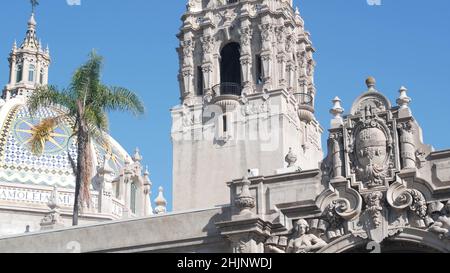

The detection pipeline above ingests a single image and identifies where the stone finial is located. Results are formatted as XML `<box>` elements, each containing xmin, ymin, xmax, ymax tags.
<box><xmin>397</xmin><ymin>86</ymin><xmax>411</xmax><ymax>109</ymax></box>
<box><xmin>295</xmin><ymin>7</ymin><xmax>300</xmax><ymax>16</ymax></box>
<box><xmin>330</xmin><ymin>96</ymin><xmax>344</xmax><ymax>119</ymax></box>
<box><xmin>40</xmin><ymin>186</ymin><xmax>64</xmax><ymax>230</ymax></box>
<box><xmin>366</xmin><ymin>76</ymin><xmax>376</xmax><ymax>91</ymax></box>
<box><xmin>132</xmin><ymin>147</ymin><xmax>142</xmax><ymax>162</ymax></box>
<box><xmin>154</xmin><ymin>186</ymin><xmax>167</xmax><ymax>215</ymax></box>
<box><xmin>285</xmin><ymin>148</ymin><xmax>298</xmax><ymax>168</ymax></box>
<box><xmin>12</xmin><ymin>40</ymin><xmax>17</xmax><ymax>51</ymax></box>
<box><xmin>45</xmin><ymin>44</ymin><xmax>50</xmax><ymax>55</ymax></box>
<box><xmin>48</xmin><ymin>186</ymin><xmax>60</xmax><ymax>210</ymax></box>
<box><xmin>330</xmin><ymin>97</ymin><xmax>344</xmax><ymax>128</ymax></box>
<box><xmin>143</xmin><ymin>166</ymin><xmax>152</xmax><ymax>195</ymax></box>
<box><xmin>234</xmin><ymin>176</ymin><xmax>256</xmax><ymax>216</ymax></box>
<box><xmin>28</xmin><ymin>13</ymin><xmax>37</xmax><ymax>28</ymax></box>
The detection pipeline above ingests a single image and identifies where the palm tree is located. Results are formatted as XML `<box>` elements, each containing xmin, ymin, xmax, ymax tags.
<box><xmin>27</xmin><ymin>51</ymin><xmax>145</xmax><ymax>226</ymax></box>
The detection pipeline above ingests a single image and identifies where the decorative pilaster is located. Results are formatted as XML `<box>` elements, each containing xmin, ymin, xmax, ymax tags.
<box><xmin>180</xmin><ymin>33</ymin><xmax>195</xmax><ymax>105</ymax></box>
<box><xmin>98</xmin><ymin>155</ymin><xmax>114</xmax><ymax>215</ymax></box>
<box><xmin>259</xmin><ymin>19</ymin><xmax>273</xmax><ymax>90</ymax></box>
<box><xmin>143</xmin><ymin>167</ymin><xmax>153</xmax><ymax>216</ymax></box>
<box><xmin>240</xmin><ymin>21</ymin><xmax>253</xmax><ymax>95</ymax></box>
<box><xmin>201</xmin><ymin>32</ymin><xmax>215</xmax><ymax>97</ymax></box>
<box><xmin>122</xmin><ymin>157</ymin><xmax>133</xmax><ymax>219</ymax></box>
<box><xmin>329</xmin><ymin>131</ymin><xmax>344</xmax><ymax>179</ymax></box>
<box><xmin>275</xmin><ymin>26</ymin><xmax>287</xmax><ymax>89</ymax></box>
<box><xmin>398</xmin><ymin>121</ymin><xmax>416</xmax><ymax>170</ymax></box>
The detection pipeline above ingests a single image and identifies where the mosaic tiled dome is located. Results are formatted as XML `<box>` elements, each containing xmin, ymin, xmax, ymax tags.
<box><xmin>0</xmin><ymin>97</ymin><xmax>129</xmax><ymax>188</ymax></box>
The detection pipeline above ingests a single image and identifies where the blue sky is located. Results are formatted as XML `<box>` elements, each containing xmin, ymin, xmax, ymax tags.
<box><xmin>0</xmin><ymin>0</ymin><xmax>449</xmax><ymax>211</ymax></box>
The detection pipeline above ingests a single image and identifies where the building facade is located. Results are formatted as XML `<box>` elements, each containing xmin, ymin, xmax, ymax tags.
<box><xmin>0</xmin><ymin>0</ymin><xmax>449</xmax><ymax>253</ymax></box>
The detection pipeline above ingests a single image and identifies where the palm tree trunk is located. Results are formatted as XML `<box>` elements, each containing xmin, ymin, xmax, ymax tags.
<box><xmin>73</xmin><ymin>122</ymin><xmax>89</xmax><ymax>226</ymax></box>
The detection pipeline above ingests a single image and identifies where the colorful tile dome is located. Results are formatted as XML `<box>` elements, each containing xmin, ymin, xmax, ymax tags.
<box><xmin>0</xmin><ymin>97</ymin><xmax>130</xmax><ymax>189</ymax></box>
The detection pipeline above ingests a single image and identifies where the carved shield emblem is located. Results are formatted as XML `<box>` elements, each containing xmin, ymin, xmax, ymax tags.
<box><xmin>355</xmin><ymin>127</ymin><xmax>388</xmax><ymax>168</ymax></box>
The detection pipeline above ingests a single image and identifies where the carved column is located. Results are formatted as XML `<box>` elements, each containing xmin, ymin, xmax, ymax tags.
<box><xmin>240</xmin><ymin>21</ymin><xmax>253</xmax><ymax>95</ymax></box>
<box><xmin>329</xmin><ymin>131</ymin><xmax>344</xmax><ymax>179</ymax></box>
<box><xmin>9</xmin><ymin>55</ymin><xmax>17</xmax><ymax>85</ymax></box>
<box><xmin>259</xmin><ymin>19</ymin><xmax>273</xmax><ymax>91</ymax></box>
<box><xmin>98</xmin><ymin>156</ymin><xmax>114</xmax><ymax>215</ymax></box>
<box><xmin>398</xmin><ymin>121</ymin><xmax>416</xmax><ymax>170</ymax></box>
<box><xmin>201</xmin><ymin>32</ymin><xmax>215</xmax><ymax>98</ymax></box>
<box><xmin>142</xmin><ymin>168</ymin><xmax>153</xmax><ymax>216</ymax></box>
<box><xmin>180</xmin><ymin>34</ymin><xmax>195</xmax><ymax>105</ymax></box>
<box><xmin>275</xmin><ymin>26</ymin><xmax>286</xmax><ymax>89</ymax></box>
<box><xmin>122</xmin><ymin>159</ymin><xmax>133</xmax><ymax>219</ymax></box>
<box><xmin>285</xmin><ymin>33</ymin><xmax>296</xmax><ymax>94</ymax></box>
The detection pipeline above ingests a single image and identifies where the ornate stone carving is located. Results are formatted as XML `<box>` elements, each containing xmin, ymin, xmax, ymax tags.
<box><xmin>364</xmin><ymin>191</ymin><xmax>384</xmax><ymax>228</ymax></box>
<box><xmin>329</xmin><ymin>132</ymin><xmax>344</xmax><ymax>178</ymax></box>
<box><xmin>240</xmin><ymin>26</ymin><xmax>253</xmax><ymax>48</ymax></box>
<box><xmin>181</xmin><ymin>39</ymin><xmax>195</xmax><ymax>67</ymax></box>
<box><xmin>398</xmin><ymin>121</ymin><xmax>416</xmax><ymax>170</ymax></box>
<box><xmin>350</xmin><ymin>115</ymin><xmax>393</xmax><ymax>189</ymax></box>
<box><xmin>321</xmin><ymin>200</ymin><xmax>345</xmax><ymax>240</ymax></box>
<box><xmin>200</xmin><ymin>35</ymin><xmax>215</xmax><ymax>55</ymax></box>
<box><xmin>234</xmin><ymin>177</ymin><xmax>256</xmax><ymax>216</ymax></box>
<box><xmin>40</xmin><ymin>186</ymin><xmax>64</xmax><ymax>230</ymax></box>
<box><xmin>387</xmin><ymin>182</ymin><xmax>430</xmax><ymax>228</ymax></box>
<box><xmin>429</xmin><ymin>203</ymin><xmax>450</xmax><ymax>240</ymax></box>
<box><xmin>265</xmin><ymin>219</ymin><xmax>327</xmax><ymax>253</ymax></box>
<box><xmin>285</xmin><ymin>147</ymin><xmax>297</xmax><ymax>168</ymax></box>
<box><xmin>260</xmin><ymin>23</ymin><xmax>273</xmax><ymax>43</ymax></box>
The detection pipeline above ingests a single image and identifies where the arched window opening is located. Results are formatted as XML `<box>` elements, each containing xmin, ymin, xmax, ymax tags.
<box><xmin>28</xmin><ymin>64</ymin><xmax>35</xmax><ymax>82</ymax></box>
<box><xmin>197</xmin><ymin>66</ymin><xmax>204</xmax><ymax>96</ymax></box>
<box><xmin>255</xmin><ymin>54</ymin><xmax>263</xmax><ymax>84</ymax></box>
<box><xmin>16</xmin><ymin>64</ymin><xmax>23</xmax><ymax>83</ymax></box>
<box><xmin>131</xmin><ymin>182</ymin><xmax>137</xmax><ymax>214</ymax></box>
<box><xmin>219</xmin><ymin>42</ymin><xmax>242</xmax><ymax>96</ymax></box>
<box><xmin>223</xmin><ymin>115</ymin><xmax>228</xmax><ymax>133</ymax></box>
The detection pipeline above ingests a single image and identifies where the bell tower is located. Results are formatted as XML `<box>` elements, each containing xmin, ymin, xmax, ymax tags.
<box><xmin>172</xmin><ymin>0</ymin><xmax>323</xmax><ymax>211</ymax></box>
<box><xmin>2</xmin><ymin>8</ymin><xmax>50</xmax><ymax>100</ymax></box>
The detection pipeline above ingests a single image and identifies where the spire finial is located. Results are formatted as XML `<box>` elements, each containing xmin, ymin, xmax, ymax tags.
<box><xmin>365</xmin><ymin>76</ymin><xmax>376</xmax><ymax>91</ymax></box>
<box><xmin>132</xmin><ymin>147</ymin><xmax>142</xmax><ymax>162</ymax></box>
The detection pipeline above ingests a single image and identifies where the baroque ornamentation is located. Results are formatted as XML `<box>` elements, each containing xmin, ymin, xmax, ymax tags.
<box><xmin>234</xmin><ymin>177</ymin><xmax>256</xmax><ymax>215</ymax></box>
<box><xmin>321</xmin><ymin>200</ymin><xmax>345</xmax><ymax>240</ymax></box>
<box><xmin>265</xmin><ymin>219</ymin><xmax>327</xmax><ymax>253</ymax></box>
<box><xmin>429</xmin><ymin>203</ymin><xmax>450</xmax><ymax>240</ymax></box>
<box><xmin>285</xmin><ymin>147</ymin><xmax>297</xmax><ymax>168</ymax></box>
<box><xmin>364</xmin><ymin>191</ymin><xmax>384</xmax><ymax>228</ymax></box>
<box><xmin>349</xmin><ymin>115</ymin><xmax>393</xmax><ymax>188</ymax></box>
<box><xmin>200</xmin><ymin>35</ymin><xmax>215</xmax><ymax>55</ymax></box>
<box><xmin>397</xmin><ymin>121</ymin><xmax>416</xmax><ymax>169</ymax></box>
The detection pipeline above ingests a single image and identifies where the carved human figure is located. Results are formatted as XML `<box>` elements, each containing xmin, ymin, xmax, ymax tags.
<box><xmin>429</xmin><ymin>204</ymin><xmax>450</xmax><ymax>240</ymax></box>
<box><xmin>266</xmin><ymin>219</ymin><xmax>327</xmax><ymax>253</ymax></box>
